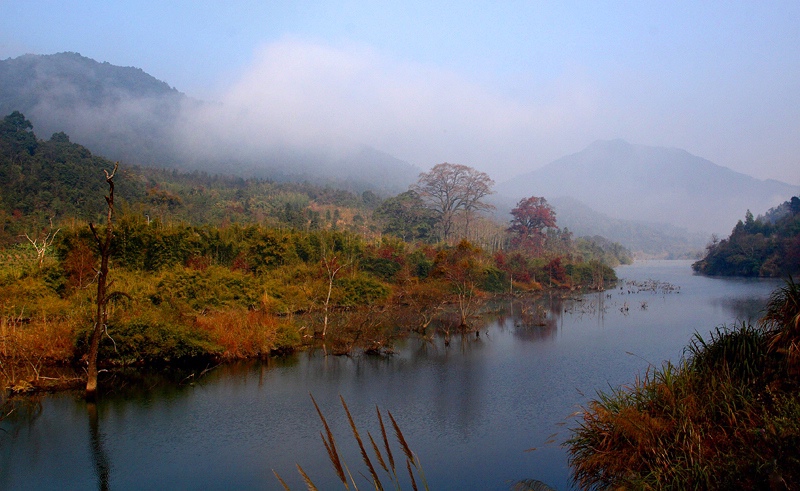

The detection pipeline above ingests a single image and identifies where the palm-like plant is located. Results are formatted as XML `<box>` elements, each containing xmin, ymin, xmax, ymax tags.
<box><xmin>762</xmin><ymin>276</ymin><xmax>800</xmax><ymax>373</ymax></box>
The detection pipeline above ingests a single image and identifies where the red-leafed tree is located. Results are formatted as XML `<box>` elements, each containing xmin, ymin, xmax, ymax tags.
<box><xmin>508</xmin><ymin>196</ymin><xmax>557</xmax><ymax>255</ymax></box>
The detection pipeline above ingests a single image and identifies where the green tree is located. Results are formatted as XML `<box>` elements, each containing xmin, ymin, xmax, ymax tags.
<box><xmin>373</xmin><ymin>190</ymin><xmax>436</xmax><ymax>242</ymax></box>
<box><xmin>0</xmin><ymin>111</ymin><xmax>38</xmax><ymax>160</ymax></box>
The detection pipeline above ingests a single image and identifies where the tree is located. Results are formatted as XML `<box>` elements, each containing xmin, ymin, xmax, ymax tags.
<box><xmin>22</xmin><ymin>217</ymin><xmax>60</xmax><ymax>268</ymax></box>
<box><xmin>373</xmin><ymin>190</ymin><xmax>436</xmax><ymax>242</ymax></box>
<box><xmin>0</xmin><ymin>111</ymin><xmax>38</xmax><ymax>161</ymax></box>
<box><xmin>86</xmin><ymin>162</ymin><xmax>128</xmax><ymax>399</ymax></box>
<box><xmin>433</xmin><ymin>240</ymin><xmax>487</xmax><ymax>340</ymax></box>
<box><xmin>412</xmin><ymin>163</ymin><xmax>494</xmax><ymax>242</ymax></box>
<box><xmin>508</xmin><ymin>196</ymin><xmax>557</xmax><ymax>255</ymax></box>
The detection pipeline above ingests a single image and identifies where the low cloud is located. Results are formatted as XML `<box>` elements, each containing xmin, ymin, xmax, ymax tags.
<box><xmin>176</xmin><ymin>38</ymin><xmax>603</xmax><ymax>179</ymax></box>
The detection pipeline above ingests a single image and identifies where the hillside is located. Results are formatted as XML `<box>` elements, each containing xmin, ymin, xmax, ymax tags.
<box><xmin>548</xmin><ymin>196</ymin><xmax>706</xmax><ymax>258</ymax></box>
<box><xmin>692</xmin><ymin>196</ymin><xmax>800</xmax><ymax>277</ymax></box>
<box><xmin>0</xmin><ymin>111</ymin><xmax>385</xmax><ymax>246</ymax></box>
<box><xmin>0</xmin><ymin>52</ymin><xmax>419</xmax><ymax>193</ymax></box>
<box><xmin>0</xmin><ymin>51</ymin><xmax>186</xmax><ymax>167</ymax></box>
<box><xmin>498</xmin><ymin>139</ymin><xmax>800</xmax><ymax>236</ymax></box>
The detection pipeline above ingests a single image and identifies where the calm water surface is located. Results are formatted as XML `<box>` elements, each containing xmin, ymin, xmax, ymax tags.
<box><xmin>0</xmin><ymin>260</ymin><xmax>782</xmax><ymax>490</ymax></box>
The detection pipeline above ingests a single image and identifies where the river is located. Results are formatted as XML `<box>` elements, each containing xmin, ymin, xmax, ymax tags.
<box><xmin>0</xmin><ymin>260</ymin><xmax>783</xmax><ymax>490</ymax></box>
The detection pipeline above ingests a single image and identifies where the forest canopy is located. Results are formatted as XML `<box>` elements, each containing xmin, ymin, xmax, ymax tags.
<box><xmin>693</xmin><ymin>196</ymin><xmax>800</xmax><ymax>277</ymax></box>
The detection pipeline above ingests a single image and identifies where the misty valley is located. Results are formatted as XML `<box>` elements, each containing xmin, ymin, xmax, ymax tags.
<box><xmin>1</xmin><ymin>52</ymin><xmax>800</xmax><ymax>490</ymax></box>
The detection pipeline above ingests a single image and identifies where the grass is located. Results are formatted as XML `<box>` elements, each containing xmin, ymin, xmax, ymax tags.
<box><xmin>274</xmin><ymin>395</ymin><xmax>428</xmax><ymax>491</ymax></box>
<box><xmin>567</xmin><ymin>278</ymin><xmax>800</xmax><ymax>489</ymax></box>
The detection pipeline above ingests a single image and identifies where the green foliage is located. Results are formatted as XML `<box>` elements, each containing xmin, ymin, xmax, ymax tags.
<box><xmin>564</xmin><ymin>261</ymin><xmax>617</xmax><ymax>287</ymax></box>
<box><xmin>78</xmin><ymin>310</ymin><xmax>222</xmax><ymax>364</ymax></box>
<box><xmin>694</xmin><ymin>198</ymin><xmax>800</xmax><ymax>277</ymax></box>
<box><xmin>373</xmin><ymin>190</ymin><xmax>436</xmax><ymax>242</ymax></box>
<box><xmin>333</xmin><ymin>274</ymin><xmax>391</xmax><ymax>307</ymax></box>
<box><xmin>480</xmin><ymin>265</ymin><xmax>507</xmax><ymax>293</ymax></box>
<box><xmin>360</xmin><ymin>256</ymin><xmax>403</xmax><ymax>280</ymax></box>
<box><xmin>154</xmin><ymin>265</ymin><xmax>260</xmax><ymax>311</ymax></box>
<box><xmin>687</xmin><ymin>323</ymin><xmax>772</xmax><ymax>384</ymax></box>
<box><xmin>273</xmin><ymin>322</ymin><xmax>302</xmax><ymax>351</ymax></box>
<box><xmin>0</xmin><ymin>114</ymin><xmax>147</xmax><ymax>236</ymax></box>
<box><xmin>575</xmin><ymin>235</ymin><xmax>633</xmax><ymax>267</ymax></box>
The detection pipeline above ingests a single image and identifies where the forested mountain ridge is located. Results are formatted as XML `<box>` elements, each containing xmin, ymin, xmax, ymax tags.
<box><xmin>0</xmin><ymin>52</ymin><xmax>420</xmax><ymax>193</ymax></box>
<box><xmin>0</xmin><ymin>52</ymin><xmax>186</xmax><ymax>167</ymax></box>
<box><xmin>692</xmin><ymin>196</ymin><xmax>800</xmax><ymax>277</ymax></box>
<box><xmin>498</xmin><ymin>139</ymin><xmax>800</xmax><ymax>236</ymax></box>
<box><xmin>0</xmin><ymin>111</ymin><xmax>385</xmax><ymax>246</ymax></box>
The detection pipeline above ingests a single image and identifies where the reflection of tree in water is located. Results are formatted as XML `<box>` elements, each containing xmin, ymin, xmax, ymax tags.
<box><xmin>87</xmin><ymin>402</ymin><xmax>111</xmax><ymax>491</ymax></box>
<box><xmin>713</xmin><ymin>295</ymin><xmax>771</xmax><ymax>323</ymax></box>
<box><xmin>403</xmin><ymin>329</ymin><xmax>487</xmax><ymax>440</ymax></box>
<box><xmin>508</xmin><ymin>296</ymin><xmax>564</xmax><ymax>342</ymax></box>
<box><xmin>0</xmin><ymin>396</ymin><xmax>43</xmax><ymax>439</ymax></box>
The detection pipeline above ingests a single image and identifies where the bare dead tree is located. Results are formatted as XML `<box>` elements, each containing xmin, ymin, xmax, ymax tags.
<box><xmin>319</xmin><ymin>234</ymin><xmax>354</xmax><ymax>340</ymax></box>
<box><xmin>22</xmin><ymin>217</ymin><xmax>60</xmax><ymax>268</ymax></box>
<box><xmin>321</xmin><ymin>252</ymin><xmax>344</xmax><ymax>340</ymax></box>
<box><xmin>85</xmin><ymin>162</ymin><xmax>128</xmax><ymax>399</ymax></box>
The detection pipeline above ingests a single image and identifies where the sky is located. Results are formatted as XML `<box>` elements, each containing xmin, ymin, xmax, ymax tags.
<box><xmin>1</xmin><ymin>1</ymin><xmax>799</xmax><ymax>184</ymax></box>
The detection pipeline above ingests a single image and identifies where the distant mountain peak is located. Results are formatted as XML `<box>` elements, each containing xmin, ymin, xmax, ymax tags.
<box><xmin>498</xmin><ymin>140</ymin><xmax>800</xmax><ymax>236</ymax></box>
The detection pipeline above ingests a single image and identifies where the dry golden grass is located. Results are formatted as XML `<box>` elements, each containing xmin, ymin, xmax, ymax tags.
<box><xmin>193</xmin><ymin>308</ymin><xmax>299</xmax><ymax>359</ymax></box>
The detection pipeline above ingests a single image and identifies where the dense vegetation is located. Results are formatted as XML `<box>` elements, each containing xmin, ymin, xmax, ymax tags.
<box><xmin>568</xmin><ymin>279</ymin><xmax>800</xmax><ymax>489</ymax></box>
<box><xmin>693</xmin><ymin>196</ymin><xmax>800</xmax><ymax>277</ymax></box>
<box><xmin>0</xmin><ymin>111</ymin><xmax>628</xmax><ymax>393</ymax></box>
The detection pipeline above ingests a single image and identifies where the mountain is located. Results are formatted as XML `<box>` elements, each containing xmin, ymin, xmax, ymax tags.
<box><xmin>498</xmin><ymin>139</ymin><xmax>800</xmax><ymax>236</ymax></box>
<box><xmin>547</xmin><ymin>196</ymin><xmax>706</xmax><ymax>258</ymax></box>
<box><xmin>0</xmin><ymin>51</ymin><xmax>187</xmax><ymax>167</ymax></box>
<box><xmin>0</xmin><ymin>52</ymin><xmax>419</xmax><ymax>193</ymax></box>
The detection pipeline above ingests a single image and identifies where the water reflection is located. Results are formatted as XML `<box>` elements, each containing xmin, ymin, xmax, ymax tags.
<box><xmin>0</xmin><ymin>261</ymin><xmax>787</xmax><ymax>490</ymax></box>
<box><xmin>712</xmin><ymin>295</ymin><xmax>770</xmax><ymax>323</ymax></box>
<box><xmin>86</xmin><ymin>402</ymin><xmax>110</xmax><ymax>491</ymax></box>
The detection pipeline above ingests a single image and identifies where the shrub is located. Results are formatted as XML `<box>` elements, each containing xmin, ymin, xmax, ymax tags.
<box><xmin>334</xmin><ymin>274</ymin><xmax>391</xmax><ymax>307</ymax></box>
<box><xmin>77</xmin><ymin>308</ymin><xmax>222</xmax><ymax>364</ymax></box>
<box><xmin>568</xmin><ymin>319</ymin><xmax>800</xmax><ymax>489</ymax></box>
<box><xmin>153</xmin><ymin>265</ymin><xmax>260</xmax><ymax>311</ymax></box>
<box><xmin>194</xmin><ymin>309</ymin><xmax>301</xmax><ymax>358</ymax></box>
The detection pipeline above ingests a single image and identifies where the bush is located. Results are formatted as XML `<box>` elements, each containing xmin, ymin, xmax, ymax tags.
<box><xmin>481</xmin><ymin>265</ymin><xmax>507</xmax><ymax>293</ymax></box>
<box><xmin>153</xmin><ymin>265</ymin><xmax>260</xmax><ymax>311</ymax></box>
<box><xmin>568</xmin><ymin>318</ymin><xmax>800</xmax><ymax>489</ymax></box>
<box><xmin>334</xmin><ymin>274</ymin><xmax>391</xmax><ymax>307</ymax></box>
<box><xmin>194</xmin><ymin>309</ymin><xmax>301</xmax><ymax>358</ymax></box>
<box><xmin>74</xmin><ymin>306</ymin><xmax>222</xmax><ymax>365</ymax></box>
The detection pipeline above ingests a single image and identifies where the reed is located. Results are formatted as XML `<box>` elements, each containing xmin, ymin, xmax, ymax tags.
<box><xmin>567</xmin><ymin>293</ymin><xmax>800</xmax><ymax>490</ymax></box>
<box><xmin>275</xmin><ymin>395</ymin><xmax>428</xmax><ymax>491</ymax></box>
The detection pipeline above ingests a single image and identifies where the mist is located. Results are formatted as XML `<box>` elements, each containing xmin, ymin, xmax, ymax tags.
<box><xmin>172</xmin><ymin>39</ymin><xmax>609</xmax><ymax>182</ymax></box>
<box><xmin>167</xmin><ymin>37</ymin><xmax>800</xmax><ymax>188</ymax></box>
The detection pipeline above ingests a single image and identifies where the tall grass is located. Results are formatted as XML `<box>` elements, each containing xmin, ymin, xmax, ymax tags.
<box><xmin>274</xmin><ymin>395</ymin><xmax>428</xmax><ymax>491</ymax></box>
<box><xmin>567</xmin><ymin>280</ymin><xmax>800</xmax><ymax>489</ymax></box>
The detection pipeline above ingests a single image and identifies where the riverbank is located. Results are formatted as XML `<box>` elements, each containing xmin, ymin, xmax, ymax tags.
<box><xmin>0</xmin><ymin>260</ymin><xmax>782</xmax><ymax>490</ymax></box>
<box><xmin>568</xmin><ymin>277</ymin><xmax>800</xmax><ymax>489</ymax></box>
<box><xmin>1</xmin><ymin>280</ymin><xmax>611</xmax><ymax>397</ymax></box>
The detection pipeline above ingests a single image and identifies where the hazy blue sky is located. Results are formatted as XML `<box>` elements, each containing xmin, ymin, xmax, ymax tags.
<box><xmin>2</xmin><ymin>1</ymin><xmax>799</xmax><ymax>184</ymax></box>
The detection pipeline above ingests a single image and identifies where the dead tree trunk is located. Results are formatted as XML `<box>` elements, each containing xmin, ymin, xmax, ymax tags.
<box><xmin>85</xmin><ymin>163</ymin><xmax>118</xmax><ymax>399</ymax></box>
